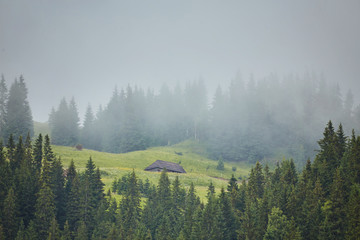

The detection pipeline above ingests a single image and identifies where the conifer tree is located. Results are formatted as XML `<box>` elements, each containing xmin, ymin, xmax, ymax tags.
<box><xmin>218</xmin><ymin>188</ymin><xmax>237</xmax><ymax>240</ymax></box>
<box><xmin>47</xmin><ymin>217</ymin><xmax>61</xmax><ymax>240</ymax></box>
<box><xmin>4</xmin><ymin>75</ymin><xmax>34</xmax><ymax>141</ymax></box>
<box><xmin>32</xmin><ymin>134</ymin><xmax>43</xmax><ymax>174</ymax></box>
<box><xmin>3</xmin><ymin>187</ymin><xmax>18</xmax><ymax>240</ymax></box>
<box><xmin>345</xmin><ymin>184</ymin><xmax>360</xmax><ymax>240</ymax></box>
<box><xmin>0</xmin><ymin>225</ymin><xmax>4</xmax><ymax>240</ymax></box>
<box><xmin>263</xmin><ymin>207</ymin><xmax>289</xmax><ymax>240</ymax></box>
<box><xmin>35</xmin><ymin>157</ymin><xmax>56</xmax><ymax>239</ymax></box>
<box><xmin>247</xmin><ymin>162</ymin><xmax>265</xmax><ymax>200</ymax></box>
<box><xmin>62</xmin><ymin>221</ymin><xmax>72</xmax><ymax>240</ymax></box>
<box><xmin>320</xmin><ymin>168</ymin><xmax>346</xmax><ymax>239</ymax></box>
<box><xmin>44</xmin><ymin>134</ymin><xmax>56</xmax><ymax>163</ymax></box>
<box><xmin>201</xmin><ymin>185</ymin><xmax>222</xmax><ymax>240</ymax></box>
<box><xmin>15</xmin><ymin>145</ymin><xmax>38</xmax><ymax>226</ymax></box>
<box><xmin>15</xmin><ymin>220</ymin><xmax>26</xmax><ymax>240</ymax></box>
<box><xmin>74</xmin><ymin>221</ymin><xmax>87</xmax><ymax>240</ymax></box>
<box><xmin>0</xmin><ymin>141</ymin><xmax>11</xmax><ymax>216</ymax></box>
<box><xmin>51</xmin><ymin>158</ymin><xmax>66</xmax><ymax>227</ymax></box>
<box><xmin>0</xmin><ymin>75</ymin><xmax>7</xmax><ymax>140</ymax></box>
<box><xmin>66</xmin><ymin>174</ymin><xmax>81</xmax><ymax>233</ymax></box>
<box><xmin>119</xmin><ymin>170</ymin><xmax>141</xmax><ymax>239</ymax></box>
<box><xmin>183</xmin><ymin>182</ymin><xmax>199</xmax><ymax>239</ymax></box>
<box><xmin>81</xmin><ymin>104</ymin><xmax>96</xmax><ymax>149</ymax></box>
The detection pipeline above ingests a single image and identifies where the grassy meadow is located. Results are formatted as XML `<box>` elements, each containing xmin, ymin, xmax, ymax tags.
<box><xmin>52</xmin><ymin>140</ymin><xmax>252</xmax><ymax>201</ymax></box>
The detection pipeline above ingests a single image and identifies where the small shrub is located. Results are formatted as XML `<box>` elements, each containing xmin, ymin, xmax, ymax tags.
<box><xmin>216</xmin><ymin>159</ymin><xmax>224</xmax><ymax>171</ymax></box>
<box><xmin>232</xmin><ymin>166</ymin><xmax>237</xmax><ymax>172</ymax></box>
<box><xmin>75</xmin><ymin>144</ymin><xmax>83</xmax><ymax>151</ymax></box>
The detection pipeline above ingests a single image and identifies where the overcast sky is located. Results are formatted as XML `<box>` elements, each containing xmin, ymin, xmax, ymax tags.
<box><xmin>1</xmin><ymin>0</ymin><xmax>360</xmax><ymax>122</ymax></box>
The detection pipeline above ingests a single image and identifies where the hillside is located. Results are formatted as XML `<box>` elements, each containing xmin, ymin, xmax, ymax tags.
<box><xmin>52</xmin><ymin>140</ymin><xmax>252</xmax><ymax>200</ymax></box>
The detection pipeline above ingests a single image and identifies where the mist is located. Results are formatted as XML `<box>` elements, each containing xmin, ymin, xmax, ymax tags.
<box><xmin>1</xmin><ymin>0</ymin><xmax>360</xmax><ymax>122</ymax></box>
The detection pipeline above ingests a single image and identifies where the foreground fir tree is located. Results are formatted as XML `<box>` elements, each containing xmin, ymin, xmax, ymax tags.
<box><xmin>35</xmin><ymin>159</ymin><xmax>56</xmax><ymax>239</ymax></box>
<box><xmin>119</xmin><ymin>170</ymin><xmax>141</xmax><ymax>239</ymax></box>
<box><xmin>47</xmin><ymin>217</ymin><xmax>61</xmax><ymax>240</ymax></box>
<box><xmin>3</xmin><ymin>187</ymin><xmax>18</xmax><ymax>240</ymax></box>
<box><xmin>345</xmin><ymin>184</ymin><xmax>360</xmax><ymax>240</ymax></box>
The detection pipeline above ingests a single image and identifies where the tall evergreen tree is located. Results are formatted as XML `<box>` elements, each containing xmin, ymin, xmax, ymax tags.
<box><xmin>0</xmin><ymin>75</ymin><xmax>7</xmax><ymax>140</ymax></box>
<box><xmin>119</xmin><ymin>170</ymin><xmax>141</xmax><ymax>239</ymax></box>
<box><xmin>32</xmin><ymin>134</ymin><xmax>43</xmax><ymax>174</ymax></box>
<box><xmin>3</xmin><ymin>187</ymin><xmax>18</xmax><ymax>240</ymax></box>
<box><xmin>35</xmin><ymin>158</ymin><xmax>56</xmax><ymax>239</ymax></box>
<box><xmin>218</xmin><ymin>188</ymin><xmax>237</xmax><ymax>240</ymax></box>
<box><xmin>49</xmin><ymin>98</ymin><xmax>80</xmax><ymax>146</ymax></box>
<box><xmin>4</xmin><ymin>75</ymin><xmax>33</xmax><ymax>141</ymax></box>
<box><xmin>81</xmin><ymin>104</ymin><xmax>96</xmax><ymax>149</ymax></box>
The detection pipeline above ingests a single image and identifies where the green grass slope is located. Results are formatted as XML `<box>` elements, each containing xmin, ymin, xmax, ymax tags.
<box><xmin>53</xmin><ymin>140</ymin><xmax>252</xmax><ymax>201</ymax></box>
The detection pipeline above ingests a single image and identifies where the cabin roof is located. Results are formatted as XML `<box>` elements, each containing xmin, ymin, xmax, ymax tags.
<box><xmin>144</xmin><ymin>160</ymin><xmax>186</xmax><ymax>173</ymax></box>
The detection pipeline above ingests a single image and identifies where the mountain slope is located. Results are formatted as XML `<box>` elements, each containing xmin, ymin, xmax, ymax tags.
<box><xmin>53</xmin><ymin>140</ymin><xmax>252</xmax><ymax>200</ymax></box>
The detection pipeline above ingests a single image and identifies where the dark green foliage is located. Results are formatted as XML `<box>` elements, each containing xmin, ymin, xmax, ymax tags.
<box><xmin>0</xmin><ymin>141</ymin><xmax>11</xmax><ymax>218</ymax></box>
<box><xmin>66</xmin><ymin>174</ymin><xmax>81</xmax><ymax>233</ymax></box>
<box><xmin>33</xmin><ymin>134</ymin><xmax>43</xmax><ymax>173</ymax></box>
<box><xmin>345</xmin><ymin>184</ymin><xmax>360</xmax><ymax>239</ymax></box>
<box><xmin>35</xmin><ymin>181</ymin><xmax>56</xmax><ymax>239</ymax></box>
<box><xmin>0</xmin><ymin>225</ymin><xmax>4</xmax><ymax>240</ymax></box>
<box><xmin>15</xmin><ymin>147</ymin><xmax>38</xmax><ymax>226</ymax></box>
<box><xmin>62</xmin><ymin>221</ymin><xmax>72</xmax><ymax>240</ymax></box>
<box><xmin>3</xmin><ymin>187</ymin><xmax>18</xmax><ymax>240</ymax></box>
<box><xmin>51</xmin><ymin>158</ymin><xmax>66</xmax><ymax>226</ymax></box>
<box><xmin>47</xmin><ymin>217</ymin><xmax>61</xmax><ymax>240</ymax></box>
<box><xmin>320</xmin><ymin>168</ymin><xmax>346</xmax><ymax>239</ymax></box>
<box><xmin>74</xmin><ymin>221</ymin><xmax>87</xmax><ymax>240</ymax></box>
<box><xmin>263</xmin><ymin>207</ymin><xmax>301</xmax><ymax>240</ymax></box>
<box><xmin>15</xmin><ymin>220</ymin><xmax>26</xmax><ymax>240</ymax></box>
<box><xmin>119</xmin><ymin>170</ymin><xmax>141</xmax><ymax>239</ymax></box>
<box><xmin>218</xmin><ymin>188</ymin><xmax>237</xmax><ymax>240</ymax></box>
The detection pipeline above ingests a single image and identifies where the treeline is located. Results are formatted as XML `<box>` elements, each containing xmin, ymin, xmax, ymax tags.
<box><xmin>1</xmin><ymin>121</ymin><xmax>360</xmax><ymax>239</ymax></box>
<box><xmin>0</xmin><ymin>75</ymin><xmax>34</xmax><ymax>142</ymax></box>
<box><xmin>49</xmin><ymin>74</ymin><xmax>360</xmax><ymax>165</ymax></box>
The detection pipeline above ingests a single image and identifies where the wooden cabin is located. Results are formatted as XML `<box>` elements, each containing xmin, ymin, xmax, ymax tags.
<box><xmin>144</xmin><ymin>160</ymin><xmax>186</xmax><ymax>173</ymax></box>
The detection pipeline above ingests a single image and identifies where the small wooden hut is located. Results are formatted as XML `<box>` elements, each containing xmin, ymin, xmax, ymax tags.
<box><xmin>144</xmin><ymin>160</ymin><xmax>186</xmax><ymax>173</ymax></box>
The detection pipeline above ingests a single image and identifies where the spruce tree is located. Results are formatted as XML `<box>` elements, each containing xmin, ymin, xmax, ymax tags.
<box><xmin>0</xmin><ymin>141</ymin><xmax>11</xmax><ymax>217</ymax></box>
<box><xmin>345</xmin><ymin>184</ymin><xmax>360</xmax><ymax>240</ymax></box>
<box><xmin>15</xmin><ymin>220</ymin><xmax>26</xmax><ymax>240</ymax></box>
<box><xmin>119</xmin><ymin>169</ymin><xmax>141</xmax><ymax>239</ymax></box>
<box><xmin>320</xmin><ymin>168</ymin><xmax>346</xmax><ymax>239</ymax></box>
<box><xmin>3</xmin><ymin>187</ymin><xmax>18</xmax><ymax>240</ymax></box>
<box><xmin>62</xmin><ymin>221</ymin><xmax>72</xmax><ymax>240</ymax></box>
<box><xmin>263</xmin><ymin>207</ymin><xmax>289</xmax><ymax>240</ymax></box>
<box><xmin>47</xmin><ymin>217</ymin><xmax>61</xmax><ymax>240</ymax></box>
<box><xmin>65</xmin><ymin>174</ymin><xmax>81</xmax><ymax>234</ymax></box>
<box><xmin>81</xmin><ymin>104</ymin><xmax>96</xmax><ymax>149</ymax></box>
<box><xmin>0</xmin><ymin>75</ymin><xmax>7</xmax><ymax>140</ymax></box>
<box><xmin>5</xmin><ymin>75</ymin><xmax>33</xmax><ymax>141</ymax></box>
<box><xmin>218</xmin><ymin>188</ymin><xmax>237</xmax><ymax>240</ymax></box>
<box><xmin>35</xmin><ymin>158</ymin><xmax>56</xmax><ymax>239</ymax></box>
<box><xmin>51</xmin><ymin>158</ymin><xmax>66</xmax><ymax>227</ymax></box>
<box><xmin>32</xmin><ymin>134</ymin><xmax>43</xmax><ymax>174</ymax></box>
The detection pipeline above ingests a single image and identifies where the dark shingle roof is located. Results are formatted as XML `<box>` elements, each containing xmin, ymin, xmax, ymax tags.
<box><xmin>144</xmin><ymin>160</ymin><xmax>186</xmax><ymax>173</ymax></box>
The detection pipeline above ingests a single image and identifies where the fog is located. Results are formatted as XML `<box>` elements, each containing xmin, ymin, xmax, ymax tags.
<box><xmin>1</xmin><ymin>0</ymin><xmax>360</xmax><ymax>122</ymax></box>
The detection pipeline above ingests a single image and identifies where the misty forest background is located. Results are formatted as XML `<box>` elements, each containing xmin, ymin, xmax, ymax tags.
<box><xmin>1</xmin><ymin>73</ymin><xmax>360</xmax><ymax>168</ymax></box>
